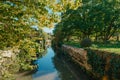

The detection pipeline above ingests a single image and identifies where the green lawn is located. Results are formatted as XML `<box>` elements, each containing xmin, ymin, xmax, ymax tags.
<box><xmin>92</xmin><ymin>48</ymin><xmax>120</xmax><ymax>54</ymax></box>
<box><xmin>64</xmin><ymin>41</ymin><xmax>81</xmax><ymax>48</ymax></box>
<box><xmin>64</xmin><ymin>41</ymin><xmax>120</xmax><ymax>55</ymax></box>
<box><xmin>91</xmin><ymin>41</ymin><xmax>120</xmax><ymax>55</ymax></box>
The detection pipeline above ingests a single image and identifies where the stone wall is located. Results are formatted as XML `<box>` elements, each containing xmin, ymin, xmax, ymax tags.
<box><xmin>62</xmin><ymin>45</ymin><xmax>91</xmax><ymax>70</ymax></box>
<box><xmin>0</xmin><ymin>48</ymin><xmax>19</xmax><ymax>79</ymax></box>
<box><xmin>62</xmin><ymin>45</ymin><xmax>120</xmax><ymax>80</ymax></box>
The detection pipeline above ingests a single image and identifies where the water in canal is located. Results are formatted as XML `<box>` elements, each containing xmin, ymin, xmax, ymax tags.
<box><xmin>32</xmin><ymin>47</ymin><xmax>89</xmax><ymax>80</ymax></box>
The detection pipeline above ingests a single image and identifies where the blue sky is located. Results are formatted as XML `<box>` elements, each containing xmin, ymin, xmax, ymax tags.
<box><xmin>31</xmin><ymin>26</ymin><xmax>54</xmax><ymax>34</ymax></box>
<box><xmin>43</xmin><ymin>27</ymin><xmax>54</xmax><ymax>33</ymax></box>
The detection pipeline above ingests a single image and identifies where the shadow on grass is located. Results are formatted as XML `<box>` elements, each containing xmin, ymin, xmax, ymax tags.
<box><xmin>65</xmin><ymin>41</ymin><xmax>120</xmax><ymax>48</ymax></box>
<box><xmin>93</xmin><ymin>41</ymin><xmax>120</xmax><ymax>48</ymax></box>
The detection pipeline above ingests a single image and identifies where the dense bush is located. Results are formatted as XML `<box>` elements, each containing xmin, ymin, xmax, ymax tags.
<box><xmin>87</xmin><ymin>50</ymin><xmax>120</xmax><ymax>80</ymax></box>
<box><xmin>81</xmin><ymin>38</ymin><xmax>92</xmax><ymax>48</ymax></box>
<box><xmin>18</xmin><ymin>39</ymin><xmax>44</xmax><ymax>71</ymax></box>
<box><xmin>109</xmin><ymin>54</ymin><xmax>120</xmax><ymax>80</ymax></box>
<box><xmin>87</xmin><ymin>50</ymin><xmax>106</xmax><ymax>77</ymax></box>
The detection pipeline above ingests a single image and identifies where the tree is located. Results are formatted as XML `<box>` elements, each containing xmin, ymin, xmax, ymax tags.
<box><xmin>0</xmin><ymin>0</ymin><xmax>58</xmax><ymax>79</ymax></box>
<box><xmin>53</xmin><ymin>0</ymin><xmax>120</xmax><ymax>45</ymax></box>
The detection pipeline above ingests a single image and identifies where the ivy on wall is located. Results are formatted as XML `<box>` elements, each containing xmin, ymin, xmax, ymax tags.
<box><xmin>109</xmin><ymin>53</ymin><xmax>120</xmax><ymax>80</ymax></box>
<box><xmin>87</xmin><ymin>50</ymin><xmax>106</xmax><ymax>77</ymax></box>
<box><xmin>87</xmin><ymin>49</ymin><xmax>120</xmax><ymax>80</ymax></box>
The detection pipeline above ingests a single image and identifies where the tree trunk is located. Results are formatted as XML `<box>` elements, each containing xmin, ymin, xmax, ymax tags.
<box><xmin>95</xmin><ymin>33</ymin><xmax>98</xmax><ymax>42</ymax></box>
<box><xmin>116</xmin><ymin>35</ymin><xmax>119</xmax><ymax>41</ymax></box>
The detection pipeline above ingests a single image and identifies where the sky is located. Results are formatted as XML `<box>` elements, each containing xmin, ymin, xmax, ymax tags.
<box><xmin>43</xmin><ymin>27</ymin><xmax>54</xmax><ymax>34</ymax></box>
<box><xmin>31</xmin><ymin>26</ymin><xmax>54</xmax><ymax>34</ymax></box>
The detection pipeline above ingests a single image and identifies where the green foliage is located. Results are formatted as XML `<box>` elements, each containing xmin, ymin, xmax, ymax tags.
<box><xmin>81</xmin><ymin>38</ymin><xmax>92</xmax><ymax>48</ymax></box>
<box><xmin>87</xmin><ymin>50</ymin><xmax>106</xmax><ymax>76</ymax></box>
<box><xmin>109</xmin><ymin>54</ymin><xmax>120</xmax><ymax>79</ymax></box>
<box><xmin>0</xmin><ymin>0</ymin><xmax>45</xmax><ymax>49</ymax></box>
<box><xmin>0</xmin><ymin>0</ymin><xmax>53</xmax><ymax>79</ymax></box>
<box><xmin>64</xmin><ymin>41</ymin><xmax>81</xmax><ymax>48</ymax></box>
<box><xmin>53</xmin><ymin>0</ymin><xmax>120</xmax><ymax>44</ymax></box>
<box><xmin>17</xmin><ymin>38</ymin><xmax>46</xmax><ymax>71</ymax></box>
<box><xmin>87</xmin><ymin>50</ymin><xmax>120</xmax><ymax>80</ymax></box>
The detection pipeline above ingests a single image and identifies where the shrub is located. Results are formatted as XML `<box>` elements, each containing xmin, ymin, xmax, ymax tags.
<box><xmin>87</xmin><ymin>50</ymin><xmax>106</xmax><ymax>76</ymax></box>
<box><xmin>81</xmin><ymin>38</ymin><xmax>92</xmax><ymax>48</ymax></box>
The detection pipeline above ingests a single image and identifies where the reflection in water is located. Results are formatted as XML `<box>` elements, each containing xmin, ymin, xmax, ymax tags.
<box><xmin>32</xmin><ymin>47</ymin><xmax>60</xmax><ymax>80</ymax></box>
<box><xmin>53</xmin><ymin>50</ymin><xmax>90</xmax><ymax>80</ymax></box>
<box><xmin>32</xmin><ymin>47</ymin><xmax>89</xmax><ymax>80</ymax></box>
<box><xmin>53</xmin><ymin>55</ymin><xmax>76</xmax><ymax>80</ymax></box>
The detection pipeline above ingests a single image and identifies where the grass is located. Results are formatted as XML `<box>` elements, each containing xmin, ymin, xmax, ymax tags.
<box><xmin>91</xmin><ymin>41</ymin><xmax>120</xmax><ymax>55</ymax></box>
<box><xmin>64</xmin><ymin>41</ymin><xmax>120</xmax><ymax>55</ymax></box>
<box><xmin>64</xmin><ymin>41</ymin><xmax>81</xmax><ymax>48</ymax></box>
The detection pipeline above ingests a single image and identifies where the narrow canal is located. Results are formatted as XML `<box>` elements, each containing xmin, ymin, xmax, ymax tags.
<box><xmin>32</xmin><ymin>47</ymin><xmax>89</xmax><ymax>80</ymax></box>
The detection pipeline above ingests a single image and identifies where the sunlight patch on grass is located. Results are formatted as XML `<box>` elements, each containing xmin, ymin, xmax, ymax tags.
<box><xmin>91</xmin><ymin>48</ymin><xmax>120</xmax><ymax>55</ymax></box>
<box><xmin>64</xmin><ymin>41</ymin><xmax>120</xmax><ymax>55</ymax></box>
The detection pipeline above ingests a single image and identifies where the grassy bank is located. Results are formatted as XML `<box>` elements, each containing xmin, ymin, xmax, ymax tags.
<box><xmin>64</xmin><ymin>41</ymin><xmax>120</xmax><ymax>55</ymax></box>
